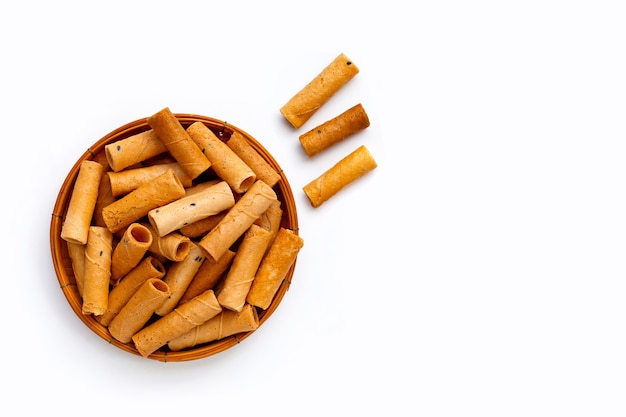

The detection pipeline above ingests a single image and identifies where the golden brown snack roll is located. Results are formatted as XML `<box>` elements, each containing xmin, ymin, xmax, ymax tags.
<box><xmin>82</xmin><ymin>226</ymin><xmax>113</xmax><ymax>316</ymax></box>
<box><xmin>61</xmin><ymin>160</ymin><xmax>104</xmax><ymax>245</ymax></box>
<box><xmin>110</xmin><ymin>223</ymin><xmax>153</xmax><ymax>284</ymax></box>
<box><xmin>168</xmin><ymin>303</ymin><xmax>259</xmax><ymax>351</ymax></box>
<box><xmin>246</xmin><ymin>228</ymin><xmax>304</xmax><ymax>310</ymax></box>
<box><xmin>147</xmin><ymin>107</ymin><xmax>211</xmax><ymax>180</ymax></box>
<box><xmin>302</xmin><ymin>145</ymin><xmax>377</xmax><ymax>208</ymax></box>
<box><xmin>96</xmin><ymin>256</ymin><xmax>166</xmax><ymax>326</ymax></box>
<box><xmin>187</xmin><ymin>121</ymin><xmax>256</xmax><ymax>193</ymax></box>
<box><xmin>132</xmin><ymin>289</ymin><xmax>223</xmax><ymax>358</ymax></box>
<box><xmin>108</xmin><ymin>278</ymin><xmax>170</xmax><ymax>344</ymax></box>
<box><xmin>101</xmin><ymin>168</ymin><xmax>185</xmax><ymax>233</ymax></box>
<box><xmin>299</xmin><ymin>103</ymin><xmax>370</xmax><ymax>157</ymax></box>
<box><xmin>280</xmin><ymin>53</ymin><xmax>359</xmax><ymax>129</ymax></box>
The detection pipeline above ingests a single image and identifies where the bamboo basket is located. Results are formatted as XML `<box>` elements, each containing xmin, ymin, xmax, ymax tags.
<box><xmin>50</xmin><ymin>114</ymin><xmax>299</xmax><ymax>362</ymax></box>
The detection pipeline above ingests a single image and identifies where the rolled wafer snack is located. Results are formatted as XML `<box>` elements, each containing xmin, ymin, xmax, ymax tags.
<box><xmin>217</xmin><ymin>225</ymin><xmax>273</xmax><ymax>312</ymax></box>
<box><xmin>96</xmin><ymin>256</ymin><xmax>165</xmax><ymax>327</ymax></box>
<box><xmin>61</xmin><ymin>160</ymin><xmax>104</xmax><ymax>245</ymax></box>
<box><xmin>82</xmin><ymin>226</ymin><xmax>113</xmax><ymax>315</ymax></box>
<box><xmin>101</xmin><ymin>168</ymin><xmax>185</xmax><ymax>233</ymax></box>
<box><xmin>299</xmin><ymin>103</ymin><xmax>370</xmax><ymax>157</ymax></box>
<box><xmin>179</xmin><ymin>249</ymin><xmax>235</xmax><ymax>305</ymax></box>
<box><xmin>246</xmin><ymin>228</ymin><xmax>304</xmax><ymax>310</ymax></box>
<box><xmin>226</xmin><ymin>131</ymin><xmax>281</xmax><ymax>187</ymax></box>
<box><xmin>108</xmin><ymin>278</ymin><xmax>171</xmax><ymax>344</ymax></box>
<box><xmin>155</xmin><ymin>243</ymin><xmax>206</xmax><ymax>317</ymax></box>
<box><xmin>110</xmin><ymin>223</ymin><xmax>153</xmax><ymax>283</ymax></box>
<box><xmin>147</xmin><ymin>107</ymin><xmax>211</xmax><ymax>180</ymax></box>
<box><xmin>93</xmin><ymin>168</ymin><xmax>116</xmax><ymax>228</ymax></box>
<box><xmin>199</xmin><ymin>180</ymin><xmax>277</xmax><ymax>262</ymax></box>
<box><xmin>143</xmin><ymin>223</ymin><xmax>191</xmax><ymax>262</ymax></box>
<box><xmin>168</xmin><ymin>303</ymin><xmax>259</xmax><ymax>351</ymax></box>
<box><xmin>108</xmin><ymin>162</ymin><xmax>193</xmax><ymax>197</ymax></box>
<box><xmin>280</xmin><ymin>52</ymin><xmax>359</xmax><ymax>129</ymax></box>
<box><xmin>303</xmin><ymin>145</ymin><xmax>377</xmax><ymax>208</ymax></box>
<box><xmin>148</xmin><ymin>180</ymin><xmax>235</xmax><ymax>237</ymax></box>
<box><xmin>132</xmin><ymin>289</ymin><xmax>222</xmax><ymax>357</ymax></box>
<box><xmin>67</xmin><ymin>242</ymin><xmax>86</xmax><ymax>297</ymax></box>
<box><xmin>187</xmin><ymin>122</ymin><xmax>256</xmax><ymax>193</ymax></box>
<box><xmin>254</xmin><ymin>199</ymin><xmax>282</xmax><ymax>236</ymax></box>
<box><xmin>105</xmin><ymin>129</ymin><xmax>167</xmax><ymax>172</ymax></box>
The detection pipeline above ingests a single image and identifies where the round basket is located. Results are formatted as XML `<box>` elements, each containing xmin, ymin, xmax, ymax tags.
<box><xmin>50</xmin><ymin>114</ymin><xmax>299</xmax><ymax>362</ymax></box>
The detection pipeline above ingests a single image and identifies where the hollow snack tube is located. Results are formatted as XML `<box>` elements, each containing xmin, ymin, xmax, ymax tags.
<box><xmin>226</xmin><ymin>131</ymin><xmax>281</xmax><ymax>188</ymax></box>
<box><xmin>155</xmin><ymin>243</ymin><xmax>206</xmax><ymax>317</ymax></box>
<box><xmin>302</xmin><ymin>145</ymin><xmax>377</xmax><ymax>208</ymax></box>
<box><xmin>178</xmin><ymin>249</ymin><xmax>235</xmax><ymax>305</ymax></box>
<box><xmin>108</xmin><ymin>278</ymin><xmax>170</xmax><ymax>344</ymax></box>
<box><xmin>216</xmin><ymin>225</ymin><xmax>273</xmax><ymax>312</ymax></box>
<box><xmin>108</xmin><ymin>162</ymin><xmax>193</xmax><ymax>197</ymax></box>
<box><xmin>147</xmin><ymin>107</ymin><xmax>211</xmax><ymax>180</ymax></box>
<box><xmin>105</xmin><ymin>129</ymin><xmax>167</xmax><ymax>172</ymax></box>
<box><xmin>198</xmin><ymin>180</ymin><xmax>277</xmax><ymax>262</ymax></box>
<box><xmin>61</xmin><ymin>160</ymin><xmax>104</xmax><ymax>245</ymax></box>
<box><xmin>82</xmin><ymin>226</ymin><xmax>113</xmax><ymax>316</ymax></box>
<box><xmin>246</xmin><ymin>228</ymin><xmax>304</xmax><ymax>310</ymax></box>
<box><xmin>96</xmin><ymin>256</ymin><xmax>166</xmax><ymax>327</ymax></box>
<box><xmin>280</xmin><ymin>52</ymin><xmax>359</xmax><ymax>129</ymax></box>
<box><xmin>147</xmin><ymin>180</ymin><xmax>235</xmax><ymax>237</ymax></box>
<box><xmin>143</xmin><ymin>222</ymin><xmax>191</xmax><ymax>262</ymax></box>
<box><xmin>110</xmin><ymin>223</ymin><xmax>153</xmax><ymax>284</ymax></box>
<box><xmin>132</xmin><ymin>289</ymin><xmax>223</xmax><ymax>357</ymax></box>
<box><xmin>299</xmin><ymin>103</ymin><xmax>370</xmax><ymax>157</ymax></box>
<box><xmin>187</xmin><ymin>122</ymin><xmax>256</xmax><ymax>193</ymax></box>
<box><xmin>67</xmin><ymin>241</ymin><xmax>86</xmax><ymax>297</ymax></box>
<box><xmin>168</xmin><ymin>303</ymin><xmax>259</xmax><ymax>351</ymax></box>
<box><xmin>101</xmin><ymin>168</ymin><xmax>185</xmax><ymax>233</ymax></box>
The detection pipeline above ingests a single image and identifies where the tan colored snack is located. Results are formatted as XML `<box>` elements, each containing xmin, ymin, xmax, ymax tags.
<box><xmin>105</xmin><ymin>129</ymin><xmax>167</xmax><ymax>172</ymax></box>
<box><xmin>147</xmin><ymin>180</ymin><xmax>235</xmax><ymax>237</ymax></box>
<box><xmin>226</xmin><ymin>131</ymin><xmax>281</xmax><ymax>187</ymax></box>
<box><xmin>198</xmin><ymin>180</ymin><xmax>277</xmax><ymax>262</ymax></box>
<box><xmin>187</xmin><ymin>122</ymin><xmax>256</xmax><ymax>193</ymax></box>
<box><xmin>246</xmin><ymin>228</ymin><xmax>304</xmax><ymax>310</ymax></box>
<box><xmin>303</xmin><ymin>145</ymin><xmax>377</xmax><ymax>208</ymax></box>
<box><xmin>110</xmin><ymin>223</ymin><xmax>153</xmax><ymax>284</ymax></box>
<box><xmin>108</xmin><ymin>162</ymin><xmax>193</xmax><ymax>197</ymax></box>
<box><xmin>101</xmin><ymin>168</ymin><xmax>185</xmax><ymax>233</ymax></box>
<box><xmin>108</xmin><ymin>278</ymin><xmax>171</xmax><ymax>343</ymax></box>
<box><xmin>280</xmin><ymin>53</ymin><xmax>359</xmax><ymax>129</ymax></box>
<box><xmin>82</xmin><ymin>226</ymin><xmax>113</xmax><ymax>315</ymax></box>
<box><xmin>143</xmin><ymin>222</ymin><xmax>191</xmax><ymax>262</ymax></box>
<box><xmin>93</xmin><ymin>169</ymin><xmax>115</xmax><ymax>228</ymax></box>
<box><xmin>168</xmin><ymin>303</ymin><xmax>259</xmax><ymax>351</ymax></box>
<box><xmin>179</xmin><ymin>211</ymin><xmax>227</xmax><ymax>238</ymax></box>
<box><xmin>67</xmin><ymin>241</ymin><xmax>86</xmax><ymax>297</ymax></box>
<box><xmin>299</xmin><ymin>103</ymin><xmax>370</xmax><ymax>157</ymax></box>
<box><xmin>96</xmin><ymin>256</ymin><xmax>165</xmax><ymax>327</ymax></box>
<box><xmin>147</xmin><ymin>107</ymin><xmax>211</xmax><ymax>180</ymax></box>
<box><xmin>154</xmin><ymin>243</ymin><xmax>206</xmax><ymax>316</ymax></box>
<box><xmin>179</xmin><ymin>249</ymin><xmax>235</xmax><ymax>305</ymax></box>
<box><xmin>132</xmin><ymin>289</ymin><xmax>222</xmax><ymax>357</ymax></box>
<box><xmin>254</xmin><ymin>199</ymin><xmax>282</xmax><ymax>236</ymax></box>
<box><xmin>61</xmin><ymin>160</ymin><xmax>104</xmax><ymax>245</ymax></box>
<box><xmin>216</xmin><ymin>225</ymin><xmax>273</xmax><ymax>312</ymax></box>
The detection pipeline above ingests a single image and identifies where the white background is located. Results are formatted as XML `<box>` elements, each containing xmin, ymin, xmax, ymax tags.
<box><xmin>2</xmin><ymin>1</ymin><xmax>626</xmax><ymax>415</ymax></box>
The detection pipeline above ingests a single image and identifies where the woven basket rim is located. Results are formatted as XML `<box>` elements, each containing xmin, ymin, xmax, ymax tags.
<box><xmin>50</xmin><ymin>113</ymin><xmax>299</xmax><ymax>362</ymax></box>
